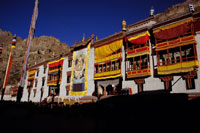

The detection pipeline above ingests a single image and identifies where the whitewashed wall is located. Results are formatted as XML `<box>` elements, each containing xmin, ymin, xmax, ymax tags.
<box><xmin>21</xmin><ymin>71</ymin><xmax>30</xmax><ymax>102</ymax></box>
<box><xmin>87</xmin><ymin>47</ymin><xmax>95</xmax><ymax>95</ymax></box>
<box><xmin>21</xmin><ymin>64</ymin><xmax>49</xmax><ymax>102</ymax></box>
<box><xmin>42</xmin><ymin>65</ymin><xmax>49</xmax><ymax>101</ymax></box>
<box><xmin>59</xmin><ymin>57</ymin><xmax>68</xmax><ymax>97</ymax></box>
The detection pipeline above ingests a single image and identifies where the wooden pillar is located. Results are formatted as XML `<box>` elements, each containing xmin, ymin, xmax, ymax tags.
<box><xmin>160</xmin><ymin>76</ymin><xmax>173</xmax><ymax>91</ymax></box>
<box><xmin>182</xmin><ymin>71</ymin><xmax>197</xmax><ymax>89</ymax></box>
<box><xmin>134</xmin><ymin>78</ymin><xmax>145</xmax><ymax>93</ymax></box>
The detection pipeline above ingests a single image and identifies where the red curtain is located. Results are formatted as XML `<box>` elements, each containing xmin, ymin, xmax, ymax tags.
<box><xmin>129</xmin><ymin>34</ymin><xmax>149</xmax><ymax>45</ymax></box>
<box><xmin>154</xmin><ymin>22</ymin><xmax>192</xmax><ymax>40</ymax></box>
<box><xmin>125</xmin><ymin>34</ymin><xmax>149</xmax><ymax>45</ymax></box>
<box><xmin>49</xmin><ymin>59</ymin><xmax>64</xmax><ymax>68</ymax></box>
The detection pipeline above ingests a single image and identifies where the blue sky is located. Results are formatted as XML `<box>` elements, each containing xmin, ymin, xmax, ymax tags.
<box><xmin>0</xmin><ymin>0</ymin><xmax>185</xmax><ymax>46</ymax></box>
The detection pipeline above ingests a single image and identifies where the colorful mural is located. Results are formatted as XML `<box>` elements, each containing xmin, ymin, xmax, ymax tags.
<box><xmin>70</xmin><ymin>43</ymin><xmax>91</xmax><ymax>96</ymax></box>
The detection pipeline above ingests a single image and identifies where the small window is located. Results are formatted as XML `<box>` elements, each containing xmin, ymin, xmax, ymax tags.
<box><xmin>36</xmin><ymin>69</ymin><xmax>39</xmax><ymax>76</ymax></box>
<box><xmin>99</xmin><ymin>65</ymin><xmax>102</xmax><ymax>73</ymax></box>
<box><xmin>112</xmin><ymin>62</ymin><xmax>115</xmax><ymax>71</ymax></box>
<box><xmin>181</xmin><ymin>44</ymin><xmax>195</xmax><ymax>62</ymax></box>
<box><xmin>103</xmin><ymin>64</ymin><xmax>106</xmax><ymax>72</ymax></box>
<box><xmin>169</xmin><ymin>47</ymin><xmax>180</xmax><ymax>64</ymax></box>
<box><xmin>107</xmin><ymin>62</ymin><xmax>111</xmax><ymax>72</ymax></box>
<box><xmin>35</xmin><ymin>79</ymin><xmax>38</xmax><ymax>87</ymax></box>
<box><xmin>68</xmin><ymin>59</ymin><xmax>72</xmax><ymax>67</ymax></box>
<box><xmin>141</xmin><ymin>55</ymin><xmax>148</xmax><ymax>69</ymax></box>
<box><xmin>43</xmin><ymin>64</ymin><xmax>47</xmax><ymax>74</ymax></box>
<box><xmin>67</xmin><ymin>74</ymin><xmax>71</xmax><ymax>83</ymax></box>
<box><xmin>158</xmin><ymin>50</ymin><xmax>168</xmax><ymax>65</ymax></box>
<box><xmin>116</xmin><ymin>60</ymin><xmax>121</xmax><ymax>70</ymax></box>
<box><xmin>134</xmin><ymin>56</ymin><xmax>140</xmax><ymax>70</ymax></box>
<box><xmin>42</xmin><ymin>77</ymin><xmax>45</xmax><ymax>86</ymax></box>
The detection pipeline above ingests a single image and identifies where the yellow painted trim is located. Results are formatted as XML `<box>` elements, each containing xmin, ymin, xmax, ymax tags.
<box><xmin>128</xmin><ymin>31</ymin><xmax>150</xmax><ymax>41</ymax></box>
<box><xmin>48</xmin><ymin>58</ymin><xmax>64</xmax><ymax>65</ymax></box>
<box><xmin>127</xmin><ymin>51</ymin><xmax>150</xmax><ymax>58</ymax></box>
<box><xmin>47</xmin><ymin>83</ymin><xmax>57</xmax><ymax>86</ymax></box>
<box><xmin>48</xmin><ymin>68</ymin><xmax>59</xmax><ymax>73</ymax></box>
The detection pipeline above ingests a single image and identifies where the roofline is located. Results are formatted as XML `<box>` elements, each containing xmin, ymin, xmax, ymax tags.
<box><xmin>127</xmin><ymin>16</ymin><xmax>154</xmax><ymax>29</ymax></box>
<box><xmin>91</xmin><ymin>31</ymin><xmax>124</xmax><ymax>48</ymax></box>
<box><xmin>152</xmin><ymin>10</ymin><xmax>200</xmax><ymax>30</ymax></box>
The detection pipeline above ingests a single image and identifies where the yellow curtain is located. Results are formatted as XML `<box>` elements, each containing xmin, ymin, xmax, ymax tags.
<box><xmin>94</xmin><ymin>69</ymin><xmax>121</xmax><ymax>80</ymax></box>
<box><xmin>157</xmin><ymin>60</ymin><xmax>199</xmax><ymax>75</ymax></box>
<box><xmin>95</xmin><ymin>39</ymin><xmax>123</xmax><ymax>60</ymax></box>
<box><xmin>95</xmin><ymin>53</ymin><xmax>121</xmax><ymax>64</ymax></box>
<box><xmin>28</xmin><ymin>70</ymin><xmax>36</xmax><ymax>76</ymax></box>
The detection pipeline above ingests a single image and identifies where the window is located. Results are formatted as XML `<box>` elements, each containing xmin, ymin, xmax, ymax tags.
<box><xmin>36</xmin><ymin>69</ymin><xmax>39</xmax><ymax>77</ymax></box>
<box><xmin>35</xmin><ymin>79</ymin><xmax>38</xmax><ymax>87</ymax></box>
<box><xmin>99</xmin><ymin>64</ymin><xmax>102</xmax><ymax>73</ymax></box>
<box><xmin>116</xmin><ymin>60</ymin><xmax>121</xmax><ymax>70</ymax></box>
<box><xmin>33</xmin><ymin>89</ymin><xmax>37</xmax><ymax>97</ymax></box>
<box><xmin>157</xmin><ymin>44</ymin><xmax>196</xmax><ymax>66</ymax></box>
<box><xmin>112</xmin><ymin>62</ymin><xmax>115</xmax><ymax>71</ymax></box>
<box><xmin>107</xmin><ymin>62</ymin><xmax>111</xmax><ymax>71</ymax></box>
<box><xmin>158</xmin><ymin>50</ymin><xmax>168</xmax><ymax>65</ymax></box>
<box><xmin>68</xmin><ymin>59</ymin><xmax>72</xmax><ymax>67</ymax></box>
<box><xmin>181</xmin><ymin>44</ymin><xmax>195</xmax><ymax>61</ymax></box>
<box><xmin>42</xmin><ymin>77</ymin><xmax>45</xmax><ymax>86</ymax></box>
<box><xmin>134</xmin><ymin>56</ymin><xmax>140</xmax><ymax>70</ymax></box>
<box><xmin>141</xmin><ymin>55</ymin><xmax>148</xmax><ymax>69</ymax></box>
<box><xmin>43</xmin><ymin>64</ymin><xmax>47</xmax><ymax>74</ymax></box>
<box><xmin>67</xmin><ymin>72</ymin><xmax>71</xmax><ymax>83</ymax></box>
<box><xmin>103</xmin><ymin>64</ymin><xmax>106</xmax><ymax>72</ymax></box>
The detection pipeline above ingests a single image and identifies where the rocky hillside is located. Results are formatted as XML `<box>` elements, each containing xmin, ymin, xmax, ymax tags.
<box><xmin>0</xmin><ymin>29</ymin><xmax>70</xmax><ymax>88</ymax></box>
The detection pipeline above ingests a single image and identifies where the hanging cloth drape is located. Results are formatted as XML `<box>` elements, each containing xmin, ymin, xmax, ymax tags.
<box><xmin>154</xmin><ymin>22</ymin><xmax>192</xmax><ymax>40</ymax></box>
<box><xmin>28</xmin><ymin>69</ymin><xmax>36</xmax><ymax>81</ymax></box>
<box><xmin>153</xmin><ymin>18</ymin><xmax>194</xmax><ymax>40</ymax></box>
<box><xmin>95</xmin><ymin>39</ymin><xmax>123</xmax><ymax>60</ymax></box>
<box><xmin>125</xmin><ymin>31</ymin><xmax>150</xmax><ymax>45</ymax></box>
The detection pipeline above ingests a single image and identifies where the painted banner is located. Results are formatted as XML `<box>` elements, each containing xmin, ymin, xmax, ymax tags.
<box><xmin>70</xmin><ymin>43</ymin><xmax>91</xmax><ymax>96</ymax></box>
